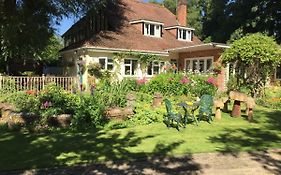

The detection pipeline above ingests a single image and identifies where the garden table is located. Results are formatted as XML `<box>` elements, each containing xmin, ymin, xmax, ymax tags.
<box><xmin>177</xmin><ymin>101</ymin><xmax>200</xmax><ymax>125</ymax></box>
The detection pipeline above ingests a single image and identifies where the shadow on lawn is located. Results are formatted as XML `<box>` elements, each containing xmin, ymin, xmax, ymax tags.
<box><xmin>209</xmin><ymin>109</ymin><xmax>281</xmax><ymax>174</ymax></box>
<box><xmin>0</xmin><ymin>129</ymin><xmax>202</xmax><ymax>175</ymax></box>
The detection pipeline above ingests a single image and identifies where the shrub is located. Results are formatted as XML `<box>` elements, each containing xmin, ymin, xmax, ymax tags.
<box><xmin>141</xmin><ymin>73</ymin><xmax>218</xmax><ymax>97</ymax></box>
<box><xmin>72</xmin><ymin>93</ymin><xmax>105</xmax><ymax>128</ymax></box>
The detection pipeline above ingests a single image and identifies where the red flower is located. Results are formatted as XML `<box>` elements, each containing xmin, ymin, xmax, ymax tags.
<box><xmin>137</xmin><ymin>77</ymin><xmax>147</xmax><ymax>85</ymax></box>
<box><xmin>26</xmin><ymin>90</ymin><xmax>36</xmax><ymax>95</ymax></box>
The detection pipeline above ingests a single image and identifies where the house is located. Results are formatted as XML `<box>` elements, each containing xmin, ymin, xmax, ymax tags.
<box><xmin>60</xmin><ymin>0</ymin><xmax>229</xmax><ymax>91</ymax></box>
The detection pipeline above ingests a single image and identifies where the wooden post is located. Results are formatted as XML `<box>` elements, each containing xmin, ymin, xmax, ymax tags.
<box><xmin>42</xmin><ymin>74</ymin><xmax>45</xmax><ymax>90</ymax></box>
<box><xmin>0</xmin><ymin>74</ymin><xmax>2</xmax><ymax>90</ymax></box>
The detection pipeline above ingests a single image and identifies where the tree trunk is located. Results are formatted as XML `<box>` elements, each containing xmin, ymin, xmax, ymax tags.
<box><xmin>231</xmin><ymin>100</ymin><xmax>241</xmax><ymax>117</ymax></box>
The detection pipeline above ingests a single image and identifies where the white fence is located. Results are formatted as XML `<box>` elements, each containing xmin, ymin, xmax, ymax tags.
<box><xmin>0</xmin><ymin>75</ymin><xmax>78</xmax><ymax>92</ymax></box>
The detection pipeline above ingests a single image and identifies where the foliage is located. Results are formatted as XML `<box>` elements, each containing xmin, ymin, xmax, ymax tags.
<box><xmin>222</xmin><ymin>33</ymin><xmax>281</xmax><ymax>97</ymax></box>
<box><xmin>0</xmin><ymin>0</ymin><xmax>123</xmax><ymax>73</ymax></box>
<box><xmin>97</xmin><ymin>80</ymin><xmax>131</xmax><ymax>108</ymax></box>
<box><xmin>198</xmin><ymin>94</ymin><xmax>213</xmax><ymax>123</ymax></box>
<box><xmin>130</xmin><ymin>102</ymin><xmax>165</xmax><ymax>125</ymax></box>
<box><xmin>141</xmin><ymin>73</ymin><xmax>217</xmax><ymax>97</ymax></box>
<box><xmin>88</xmin><ymin>62</ymin><xmax>103</xmax><ymax>78</ymax></box>
<box><xmin>256</xmin><ymin>86</ymin><xmax>281</xmax><ymax>109</ymax></box>
<box><xmin>72</xmin><ymin>93</ymin><xmax>105</xmax><ymax>128</ymax></box>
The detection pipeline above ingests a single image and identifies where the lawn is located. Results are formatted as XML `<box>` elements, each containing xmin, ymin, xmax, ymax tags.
<box><xmin>0</xmin><ymin>106</ymin><xmax>280</xmax><ymax>171</ymax></box>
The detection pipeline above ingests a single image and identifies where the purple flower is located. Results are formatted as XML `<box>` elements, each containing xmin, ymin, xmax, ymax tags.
<box><xmin>43</xmin><ymin>101</ymin><xmax>52</xmax><ymax>109</ymax></box>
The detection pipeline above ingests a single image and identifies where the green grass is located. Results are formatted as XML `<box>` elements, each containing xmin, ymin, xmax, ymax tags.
<box><xmin>0</xmin><ymin>106</ymin><xmax>280</xmax><ymax>171</ymax></box>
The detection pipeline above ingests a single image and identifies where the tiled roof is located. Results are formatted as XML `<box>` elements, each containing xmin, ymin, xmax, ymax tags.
<box><xmin>60</xmin><ymin>0</ymin><xmax>203</xmax><ymax>53</ymax></box>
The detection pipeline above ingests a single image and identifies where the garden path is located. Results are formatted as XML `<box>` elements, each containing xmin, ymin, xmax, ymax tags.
<box><xmin>2</xmin><ymin>149</ymin><xmax>280</xmax><ymax>175</ymax></box>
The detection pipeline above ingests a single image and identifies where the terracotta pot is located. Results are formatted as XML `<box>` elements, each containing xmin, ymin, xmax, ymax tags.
<box><xmin>152</xmin><ymin>92</ymin><xmax>163</xmax><ymax>108</ymax></box>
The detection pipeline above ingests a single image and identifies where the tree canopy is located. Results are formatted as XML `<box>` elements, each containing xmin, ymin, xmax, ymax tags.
<box><xmin>0</xmin><ymin>0</ymin><xmax>119</xmax><ymax>74</ymax></box>
<box><xmin>222</xmin><ymin>33</ymin><xmax>281</xmax><ymax>97</ymax></box>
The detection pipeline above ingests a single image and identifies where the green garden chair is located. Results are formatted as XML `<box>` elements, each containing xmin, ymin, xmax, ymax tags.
<box><xmin>164</xmin><ymin>99</ymin><xmax>182</xmax><ymax>130</ymax></box>
<box><xmin>198</xmin><ymin>94</ymin><xmax>214</xmax><ymax>123</ymax></box>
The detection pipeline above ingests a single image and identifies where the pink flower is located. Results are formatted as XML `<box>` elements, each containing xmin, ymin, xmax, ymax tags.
<box><xmin>43</xmin><ymin>101</ymin><xmax>52</xmax><ymax>109</ymax></box>
<box><xmin>137</xmin><ymin>77</ymin><xmax>147</xmax><ymax>85</ymax></box>
<box><xmin>206</xmin><ymin>77</ymin><xmax>216</xmax><ymax>85</ymax></box>
<box><xmin>179</xmin><ymin>77</ymin><xmax>190</xmax><ymax>84</ymax></box>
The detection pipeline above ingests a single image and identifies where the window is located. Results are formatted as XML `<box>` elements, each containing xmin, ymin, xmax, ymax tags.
<box><xmin>124</xmin><ymin>59</ymin><xmax>138</xmax><ymax>76</ymax></box>
<box><xmin>170</xmin><ymin>59</ymin><xmax>178</xmax><ymax>73</ymax></box>
<box><xmin>147</xmin><ymin>61</ymin><xmax>165</xmax><ymax>75</ymax></box>
<box><xmin>276</xmin><ymin>66</ymin><xmax>281</xmax><ymax>79</ymax></box>
<box><xmin>144</xmin><ymin>23</ymin><xmax>161</xmax><ymax>37</ymax></box>
<box><xmin>178</xmin><ymin>29</ymin><xmax>193</xmax><ymax>41</ymax></box>
<box><xmin>98</xmin><ymin>57</ymin><xmax>114</xmax><ymax>71</ymax></box>
<box><xmin>185</xmin><ymin>58</ymin><xmax>213</xmax><ymax>73</ymax></box>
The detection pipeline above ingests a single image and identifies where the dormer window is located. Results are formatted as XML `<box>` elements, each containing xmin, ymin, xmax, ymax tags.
<box><xmin>144</xmin><ymin>23</ymin><xmax>161</xmax><ymax>37</ymax></box>
<box><xmin>164</xmin><ymin>26</ymin><xmax>195</xmax><ymax>42</ymax></box>
<box><xmin>130</xmin><ymin>20</ymin><xmax>163</xmax><ymax>38</ymax></box>
<box><xmin>178</xmin><ymin>29</ymin><xmax>193</xmax><ymax>41</ymax></box>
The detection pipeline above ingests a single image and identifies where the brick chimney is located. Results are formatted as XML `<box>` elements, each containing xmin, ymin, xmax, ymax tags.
<box><xmin>177</xmin><ymin>0</ymin><xmax>187</xmax><ymax>26</ymax></box>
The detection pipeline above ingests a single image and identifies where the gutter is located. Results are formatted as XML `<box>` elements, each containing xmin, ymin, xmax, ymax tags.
<box><xmin>60</xmin><ymin>46</ymin><xmax>170</xmax><ymax>56</ymax></box>
<box><xmin>166</xmin><ymin>43</ymin><xmax>230</xmax><ymax>52</ymax></box>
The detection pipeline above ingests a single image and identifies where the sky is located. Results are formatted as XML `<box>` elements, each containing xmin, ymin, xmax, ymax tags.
<box><xmin>55</xmin><ymin>0</ymin><xmax>162</xmax><ymax>36</ymax></box>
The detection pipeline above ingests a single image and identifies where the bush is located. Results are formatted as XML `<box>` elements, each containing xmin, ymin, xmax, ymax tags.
<box><xmin>140</xmin><ymin>73</ymin><xmax>218</xmax><ymax>97</ymax></box>
<box><xmin>71</xmin><ymin>93</ymin><xmax>105</xmax><ymax>128</ymax></box>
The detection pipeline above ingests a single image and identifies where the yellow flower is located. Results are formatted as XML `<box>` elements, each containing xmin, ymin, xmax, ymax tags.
<box><xmin>187</xmin><ymin>101</ymin><xmax>193</xmax><ymax>106</ymax></box>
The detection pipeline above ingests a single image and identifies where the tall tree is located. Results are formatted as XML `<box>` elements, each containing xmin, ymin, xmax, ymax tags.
<box><xmin>0</xmin><ymin>0</ymin><xmax>120</xmax><ymax>74</ymax></box>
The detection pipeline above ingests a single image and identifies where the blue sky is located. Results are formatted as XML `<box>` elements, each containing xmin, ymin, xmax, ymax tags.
<box><xmin>55</xmin><ymin>0</ymin><xmax>162</xmax><ymax>36</ymax></box>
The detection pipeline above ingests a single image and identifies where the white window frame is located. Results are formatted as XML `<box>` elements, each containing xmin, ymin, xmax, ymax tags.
<box><xmin>123</xmin><ymin>59</ymin><xmax>138</xmax><ymax>77</ymax></box>
<box><xmin>184</xmin><ymin>57</ymin><xmax>214</xmax><ymax>73</ymax></box>
<box><xmin>144</xmin><ymin>23</ymin><xmax>161</xmax><ymax>38</ymax></box>
<box><xmin>178</xmin><ymin>29</ymin><xmax>192</xmax><ymax>41</ymax></box>
<box><xmin>98</xmin><ymin>57</ymin><xmax>114</xmax><ymax>71</ymax></box>
<box><xmin>147</xmin><ymin>60</ymin><xmax>165</xmax><ymax>76</ymax></box>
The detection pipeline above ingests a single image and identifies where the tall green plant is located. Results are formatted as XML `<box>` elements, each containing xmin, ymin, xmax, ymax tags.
<box><xmin>222</xmin><ymin>33</ymin><xmax>281</xmax><ymax>97</ymax></box>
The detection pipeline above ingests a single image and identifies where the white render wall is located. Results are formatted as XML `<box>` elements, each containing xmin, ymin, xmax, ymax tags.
<box><xmin>61</xmin><ymin>49</ymin><xmax>179</xmax><ymax>89</ymax></box>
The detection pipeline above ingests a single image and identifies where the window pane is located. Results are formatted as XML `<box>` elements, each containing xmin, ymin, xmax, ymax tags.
<box><xmin>153</xmin><ymin>65</ymin><xmax>160</xmax><ymax>75</ymax></box>
<box><xmin>150</xmin><ymin>24</ymin><xmax>155</xmax><ymax>35</ymax></box>
<box><xmin>107</xmin><ymin>64</ymin><xmax>113</xmax><ymax>71</ymax></box>
<box><xmin>179</xmin><ymin>29</ymin><xmax>182</xmax><ymax>38</ymax></box>
<box><xmin>147</xmin><ymin>62</ymin><xmax>152</xmax><ymax>75</ymax></box>
<box><xmin>277</xmin><ymin>67</ymin><xmax>281</xmax><ymax>79</ymax></box>
<box><xmin>183</xmin><ymin>30</ymin><xmax>186</xmax><ymax>39</ymax></box>
<box><xmin>99</xmin><ymin>59</ymin><xmax>106</xmax><ymax>69</ymax></box>
<box><xmin>199</xmin><ymin>60</ymin><xmax>205</xmax><ymax>72</ymax></box>
<box><xmin>192</xmin><ymin>60</ymin><xmax>198</xmax><ymax>72</ymax></box>
<box><xmin>132</xmin><ymin>60</ymin><xmax>138</xmax><ymax>75</ymax></box>
<box><xmin>108</xmin><ymin>58</ymin><xmax>113</xmax><ymax>63</ymax></box>
<box><xmin>207</xmin><ymin>59</ymin><xmax>212</xmax><ymax>71</ymax></box>
<box><xmin>124</xmin><ymin>59</ymin><xmax>131</xmax><ymax>64</ymax></box>
<box><xmin>125</xmin><ymin>66</ymin><xmax>131</xmax><ymax>75</ymax></box>
<box><xmin>184</xmin><ymin>60</ymin><xmax>189</xmax><ymax>71</ymax></box>
<box><xmin>145</xmin><ymin>24</ymin><xmax>149</xmax><ymax>35</ymax></box>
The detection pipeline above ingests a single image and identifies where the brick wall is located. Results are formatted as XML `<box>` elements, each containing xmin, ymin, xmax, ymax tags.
<box><xmin>178</xmin><ymin>48</ymin><xmax>226</xmax><ymax>91</ymax></box>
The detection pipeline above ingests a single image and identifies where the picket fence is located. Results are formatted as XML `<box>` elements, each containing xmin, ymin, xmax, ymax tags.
<box><xmin>0</xmin><ymin>75</ymin><xmax>78</xmax><ymax>92</ymax></box>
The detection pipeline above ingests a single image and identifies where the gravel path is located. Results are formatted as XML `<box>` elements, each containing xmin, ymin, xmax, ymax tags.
<box><xmin>1</xmin><ymin>149</ymin><xmax>280</xmax><ymax>175</ymax></box>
